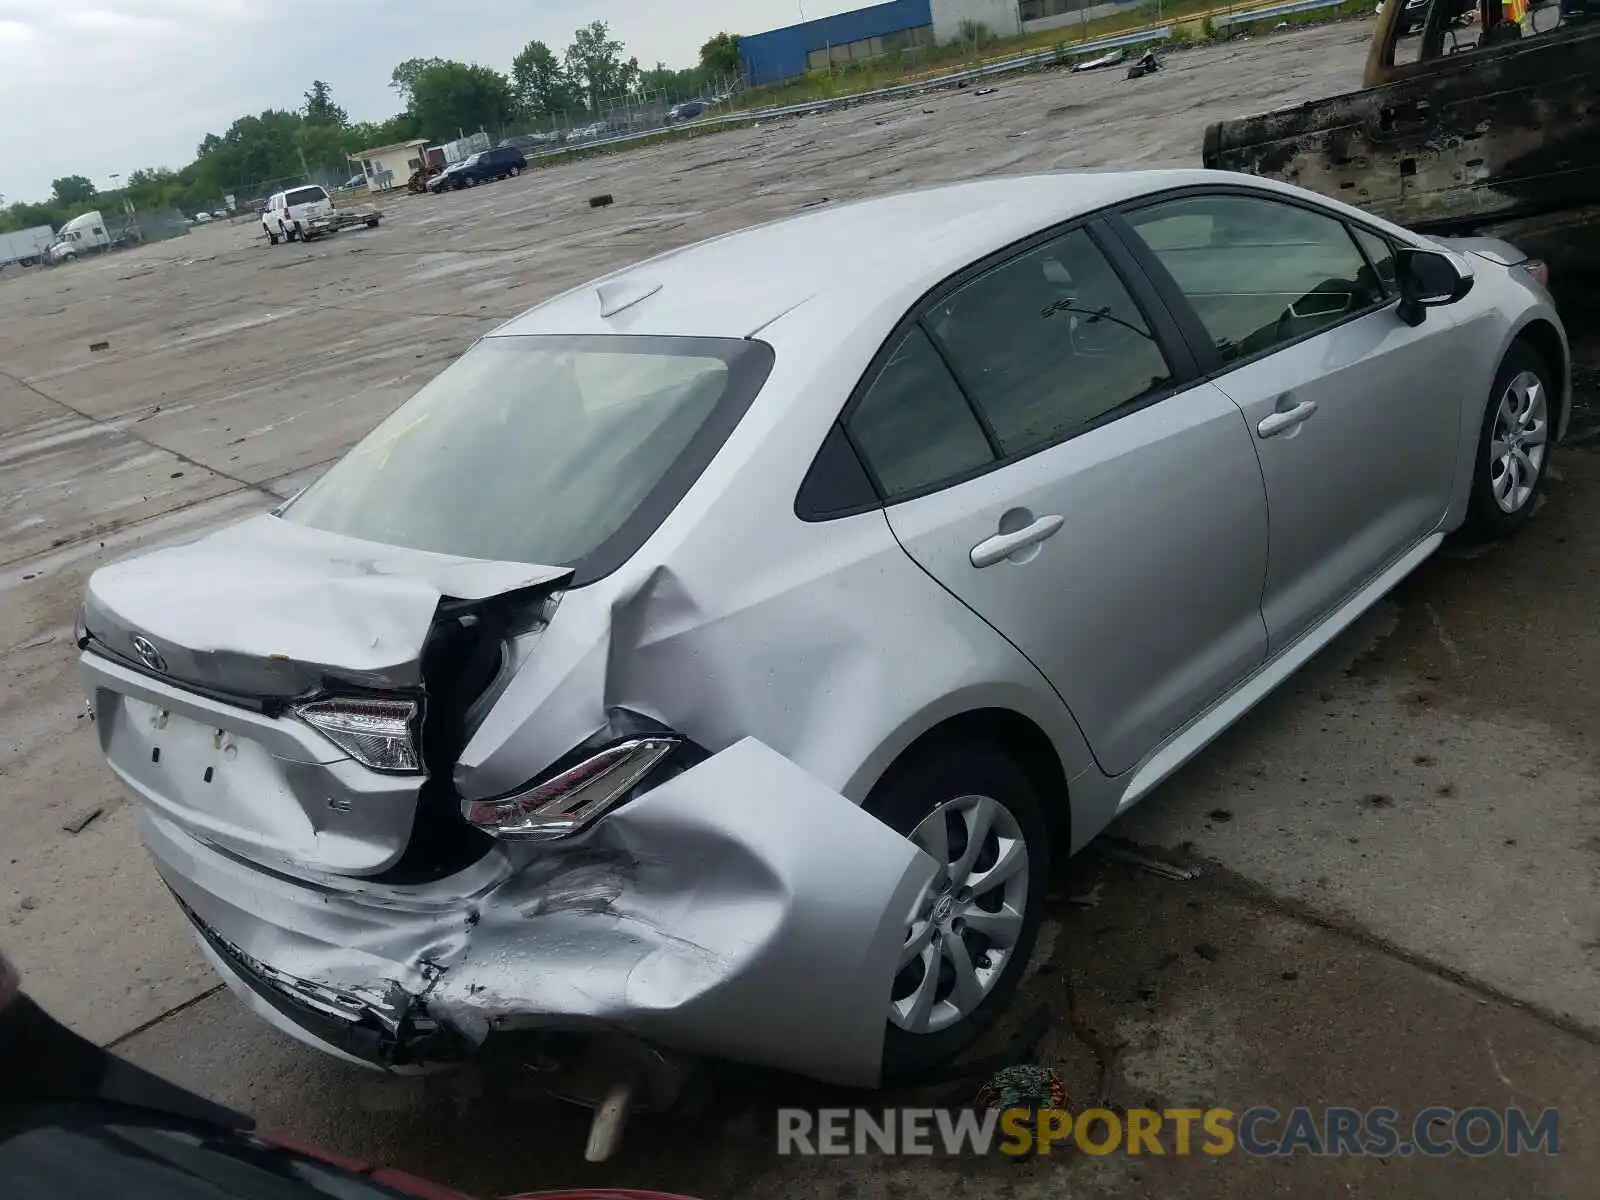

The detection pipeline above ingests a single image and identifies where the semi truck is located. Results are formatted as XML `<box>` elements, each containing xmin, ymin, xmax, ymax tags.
<box><xmin>0</xmin><ymin>226</ymin><xmax>55</xmax><ymax>268</ymax></box>
<box><xmin>1203</xmin><ymin>2</ymin><xmax>1600</xmax><ymax>275</ymax></box>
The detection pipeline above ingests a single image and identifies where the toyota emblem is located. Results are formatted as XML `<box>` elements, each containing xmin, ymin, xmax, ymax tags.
<box><xmin>131</xmin><ymin>635</ymin><xmax>167</xmax><ymax>673</ymax></box>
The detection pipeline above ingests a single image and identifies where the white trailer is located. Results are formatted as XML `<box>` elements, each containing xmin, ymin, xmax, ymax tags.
<box><xmin>0</xmin><ymin>226</ymin><xmax>55</xmax><ymax>268</ymax></box>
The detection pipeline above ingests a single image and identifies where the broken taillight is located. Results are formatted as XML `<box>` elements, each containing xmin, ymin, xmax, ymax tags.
<box><xmin>463</xmin><ymin>736</ymin><xmax>680</xmax><ymax>841</ymax></box>
<box><xmin>295</xmin><ymin>697</ymin><xmax>421</xmax><ymax>773</ymax></box>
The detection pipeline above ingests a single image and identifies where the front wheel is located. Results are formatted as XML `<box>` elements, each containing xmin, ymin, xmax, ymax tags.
<box><xmin>465</xmin><ymin>176</ymin><xmax>479</xmax><ymax>188</ymax></box>
<box><xmin>1462</xmin><ymin>341</ymin><xmax>1555</xmax><ymax>541</ymax></box>
<box><xmin>508</xmin><ymin>166</ymin><xmax>522</xmax><ymax>178</ymax></box>
<box><xmin>866</xmin><ymin>742</ymin><xmax>1050</xmax><ymax>1083</ymax></box>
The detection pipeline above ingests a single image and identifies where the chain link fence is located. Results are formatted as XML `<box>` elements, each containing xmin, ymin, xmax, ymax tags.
<box><xmin>492</xmin><ymin>70</ymin><xmax>747</xmax><ymax>149</ymax></box>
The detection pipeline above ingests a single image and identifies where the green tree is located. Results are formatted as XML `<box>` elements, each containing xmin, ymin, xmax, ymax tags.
<box><xmin>565</xmin><ymin>21</ymin><xmax>638</xmax><ymax>110</ymax></box>
<box><xmin>390</xmin><ymin>56</ymin><xmax>448</xmax><ymax>105</ymax></box>
<box><xmin>50</xmin><ymin>175</ymin><xmax>97</xmax><ymax>208</ymax></box>
<box><xmin>347</xmin><ymin>113</ymin><xmax>423</xmax><ymax>153</ymax></box>
<box><xmin>303</xmin><ymin>79</ymin><xmax>348</xmax><ymax>127</ymax></box>
<box><xmin>296</xmin><ymin>123</ymin><xmax>351</xmax><ymax>177</ymax></box>
<box><xmin>410</xmin><ymin>61</ymin><xmax>515</xmax><ymax>140</ymax></box>
<box><xmin>192</xmin><ymin>109</ymin><xmax>307</xmax><ymax>193</ymax></box>
<box><xmin>699</xmin><ymin>32</ymin><xmax>741</xmax><ymax>77</ymax></box>
<box><xmin>1</xmin><ymin>201</ymin><xmax>64</xmax><ymax>233</ymax></box>
<box><xmin>511</xmin><ymin>39</ymin><xmax>579</xmax><ymax>119</ymax></box>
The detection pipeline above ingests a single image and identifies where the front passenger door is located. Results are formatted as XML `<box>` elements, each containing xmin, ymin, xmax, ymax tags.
<box><xmin>851</xmin><ymin>225</ymin><xmax>1271</xmax><ymax>778</ymax></box>
<box><xmin>1117</xmin><ymin>192</ymin><xmax>1468</xmax><ymax>652</ymax></box>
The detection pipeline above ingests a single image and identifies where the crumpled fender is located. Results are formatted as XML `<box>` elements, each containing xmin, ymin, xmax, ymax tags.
<box><xmin>155</xmin><ymin>739</ymin><xmax>937</xmax><ymax>1088</ymax></box>
<box><xmin>429</xmin><ymin>738</ymin><xmax>937</xmax><ymax>1087</ymax></box>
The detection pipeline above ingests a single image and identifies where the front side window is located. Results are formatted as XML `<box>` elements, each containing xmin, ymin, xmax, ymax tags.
<box><xmin>846</xmin><ymin>326</ymin><xmax>995</xmax><ymax>501</ymax></box>
<box><xmin>1351</xmin><ymin>225</ymin><xmax>1399</xmax><ymax>296</ymax></box>
<box><xmin>284</xmin><ymin>335</ymin><xmax>773</xmax><ymax>569</ymax></box>
<box><xmin>1125</xmin><ymin>194</ymin><xmax>1388</xmax><ymax>364</ymax></box>
<box><xmin>924</xmin><ymin>228</ymin><xmax>1174</xmax><ymax>457</ymax></box>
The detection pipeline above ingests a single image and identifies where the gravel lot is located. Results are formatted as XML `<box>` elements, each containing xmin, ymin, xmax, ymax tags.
<box><xmin>3</xmin><ymin>21</ymin><xmax>1597</xmax><ymax>1198</ymax></box>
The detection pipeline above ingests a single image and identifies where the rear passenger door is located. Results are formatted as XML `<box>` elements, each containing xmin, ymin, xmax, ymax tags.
<box><xmin>849</xmin><ymin>223</ymin><xmax>1272</xmax><ymax>778</ymax></box>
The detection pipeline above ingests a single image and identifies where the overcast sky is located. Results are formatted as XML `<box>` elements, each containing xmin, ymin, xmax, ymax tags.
<box><xmin>0</xmin><ymin>0</ymin><xmax>867</xmax><ymax>204</ymax></box>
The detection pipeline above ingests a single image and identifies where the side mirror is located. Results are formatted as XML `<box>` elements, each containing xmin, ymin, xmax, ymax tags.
<box><xmin>1396</xmin><ymin>246</ymin><xmax>1474</xmax><ymax>326</ymax></box>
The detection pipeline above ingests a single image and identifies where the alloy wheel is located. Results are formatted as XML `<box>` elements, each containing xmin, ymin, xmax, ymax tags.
<box><xmin>890</xmin><ymin>793</ymin><xmax>1030</xmax><ymax>1035</ymax></box>
<box><xmin>1490</xmin><ymin>369</ymin><xmax>1549</xmax><ymax>514</ymax></box>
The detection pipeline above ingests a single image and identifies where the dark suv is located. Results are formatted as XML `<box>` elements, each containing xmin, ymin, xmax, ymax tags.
<box><xmin>429</xmin><ymin>145</ymin><xmax>528</xmax><ymax>192</ymax></box>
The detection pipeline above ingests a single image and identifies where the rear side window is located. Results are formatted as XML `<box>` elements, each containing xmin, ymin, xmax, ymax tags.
<box><xmin>924</xmin><ymin>228</ymin><xmax>1174</xmax><ymax>458</ymax></box>
<box><xmin>846</xmin><ymin>326</ymin><xmax>995</xmax><ymax>500</ymax></box>
<box><xmin>1125</xmin><ymin>194</ymin><xmax>1387</xmax><ymax>363</ymax></box>
<box><xmin>285</xmin><ymin>188</ymin><xmax>326</xmax><ymax>206</ymax></box>
<box><xmin>283</xmin><ymin>335</ymin><xmax>774</xmax><ymax>575</ymax></box>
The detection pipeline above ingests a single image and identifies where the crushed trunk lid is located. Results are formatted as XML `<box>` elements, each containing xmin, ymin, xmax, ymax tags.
<box><xmin>82</xmin><ymin>514</ymin><xmax>569</xmax><ymax>698</ymax></box>
<box><xmin>81</xmin><ymin>515</ymin><xmax>570</xmax><ymax>876</ymax></box>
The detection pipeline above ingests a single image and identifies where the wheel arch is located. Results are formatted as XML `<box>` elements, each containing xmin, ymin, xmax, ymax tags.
<box><xmin>864</xmin><ymin>707</ymin><xmax>1071</xmax><ymax>861</ymax></box>
<box><xmin>1510</xmin><ymin>317</ymin><xmax>1569</xmax><ymax>439</ymax></box>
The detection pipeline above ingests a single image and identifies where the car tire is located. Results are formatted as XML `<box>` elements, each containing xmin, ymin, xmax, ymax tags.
<box><xmin>466</xmin><ymin>176</ymin><xmax>479</xmax><ymax>188</ymax></box>
<box><xmin>508</xmin><ymin>166</ymin><xmax>522</xmax><ymax>178</ymax></box>
<box><xmin>285</xmin><ymin>225</ymin><xmax>298</xmax><ymax>242</ymax></box>
<box><xmin>266</xmin><ymin>230</ymin><xmax>278</xmax><ymax>246</ymax></box>
<box><xmin>865</xmin><ymin>740</ymin><xmax>1051</xmax><ymax>1084</ymax></box>
<box><xmin>1462</xmin><ymin>341</ymin><xmax>1556</xmax><ymax>541</ymax></box>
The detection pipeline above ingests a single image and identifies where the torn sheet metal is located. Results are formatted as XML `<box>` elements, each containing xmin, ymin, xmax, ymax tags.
<box><xmin>82</xmin><ymin>514</ymin><xmax>570</xmax><ymax>697</ymax></box>
<box><xmin>148</xmin><ymin>739</ymin><xmax>938</xmax><ymax>1088</ymax></box>
<box><xmin>1204</xmin><ymin>28</ymin><xmax>1600</xmax><ymax>242</ymax></box>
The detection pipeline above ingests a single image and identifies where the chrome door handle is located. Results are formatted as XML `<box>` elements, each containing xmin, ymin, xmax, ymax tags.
<box><xmin>970</xmin><ymin>515</ymin><xmax>1065</xmax><ymax>569</ymax></box>
<box><xmin>1258</xmin><ymin>400</ymin><xmax>1319</xmax><ymax>438</ymax></box>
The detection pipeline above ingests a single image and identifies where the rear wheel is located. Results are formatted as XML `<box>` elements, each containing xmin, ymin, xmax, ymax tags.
<box><xmin>285</xmin><ymin>224</ymin><xmax>298</xmax><ymax>242</ymax></box>
<box><xmin>266</xmin><ymin>230</ymin><xmax>278</xmax><ymax>246</ymax></box>
<box><xmin>508</xmin><ymin>165</ymin><xmax>522</xmax><ymax>178</ymax></box>
<box><xmin>866</xmin><ymin>741</ymin><xmax>1050</xmax><ymax>1083</ymax></box>
<box><xmin>466</xmin><ymin>176</ymin><xmax>479</xmax><ymax>188</ymax></box>
<box><xmin>1462</xmin><ymin>341</ymin><xmax>1555</xmax><ymax>541</ymax></box>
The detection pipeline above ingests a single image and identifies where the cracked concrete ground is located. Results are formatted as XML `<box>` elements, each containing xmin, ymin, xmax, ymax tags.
<box><xmin>4</xmin><ymin>19</ymin><xmax>1598</xmax><ymax>1198</ymax></box>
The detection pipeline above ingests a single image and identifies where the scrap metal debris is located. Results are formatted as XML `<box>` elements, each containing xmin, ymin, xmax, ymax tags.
<box><xmin>1064</xmin><ymin>882</ymin><xmax>1104</xmax><ymax>909</ymax></box>
<box><xmin>89</xmin><ymin>341</ymin><xmax>110</xmax><ymax>352</ymax></box>
<box><xmin>588</xmin><ymin>194</ymin><xmax>614</xmax><ymax>209</ymax></box>
<box><xmin>62</xmin><ymin>805</ymin><xmax>104</xmax><ymax>834</ymax></box>
<box><xmin>1099</xmin><ymin>843</ymin><xmax>1201</xmax><ymax>881</ymax></box>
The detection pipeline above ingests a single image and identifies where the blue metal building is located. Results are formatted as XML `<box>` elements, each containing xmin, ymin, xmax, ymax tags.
<box><xmin>741</xmin><ymin>0</ymin><xmax>936</xmax><ymax>87</ymax></box>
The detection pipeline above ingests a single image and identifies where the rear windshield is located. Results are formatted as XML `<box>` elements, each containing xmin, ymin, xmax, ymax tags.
<box><xmin>285</xmin><ymin>188</ymin><xmax>326</xmax><ymax>206</ymax></box>
<box><xmin>282</xmin><ymin>335</ymin><xmax>775</xmax><ymax>577</ymax></box>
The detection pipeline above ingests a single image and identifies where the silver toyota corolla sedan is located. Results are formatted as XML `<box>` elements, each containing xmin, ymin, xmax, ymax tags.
<box><xmin>79</xmin><ymin>170</ymin><xmax>1567</xmax><ymax>1088</ymax></box>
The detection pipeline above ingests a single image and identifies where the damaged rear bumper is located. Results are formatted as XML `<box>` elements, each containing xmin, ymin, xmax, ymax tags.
<box><xmin>147</xmin><ymin>739</ymin><xmax>937</xmax><ymax>1087</ymax></box>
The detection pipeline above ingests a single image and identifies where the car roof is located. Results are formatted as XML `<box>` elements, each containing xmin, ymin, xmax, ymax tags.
<box><xmin>489</xmin><ymin>170</ymin><xmax>1267</xmax><ymax>341</ymax></box>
